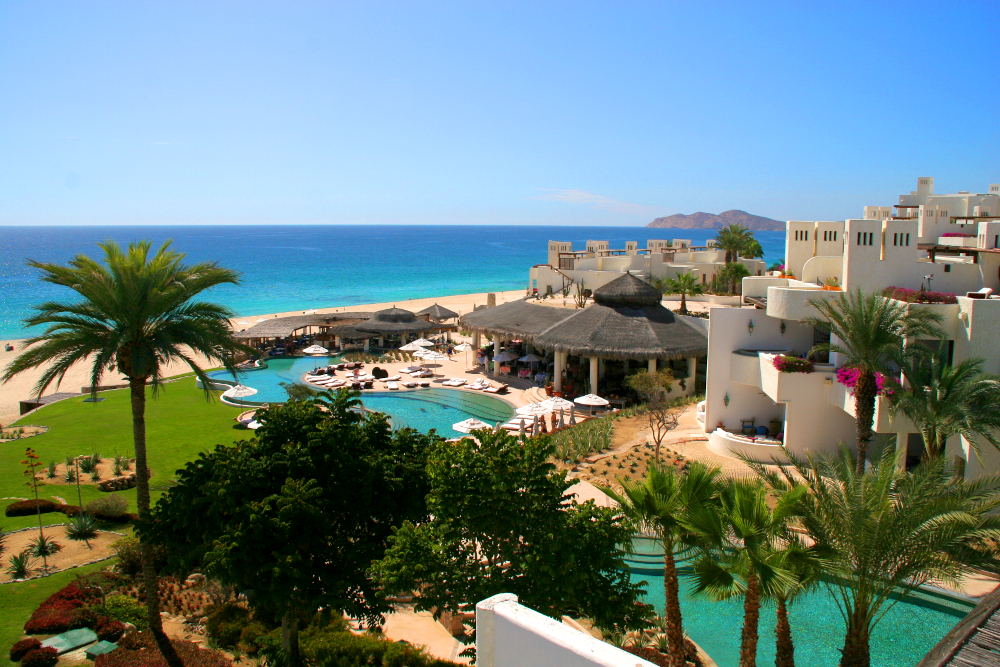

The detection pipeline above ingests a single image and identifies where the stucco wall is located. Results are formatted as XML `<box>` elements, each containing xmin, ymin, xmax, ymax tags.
<box><xmin>476</xmin><ymin>594</ymin><xmax>656</xmax><ymax>667</ymax></box>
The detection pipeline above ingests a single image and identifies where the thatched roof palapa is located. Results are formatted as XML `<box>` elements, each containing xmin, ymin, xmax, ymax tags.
<box><xmin>416</xmin><ymin>303</ymin><xmax>459</xmax><ymax>321</ymax></box>
<box><xmin>355</xmin><ymin>307</ymin><xmax>452</xmax><ymax>335</ymax></box>
<box><xmin>233</xmin><ymin>313</ymin><xmax>372</xmax><ymax>339</ymax></box>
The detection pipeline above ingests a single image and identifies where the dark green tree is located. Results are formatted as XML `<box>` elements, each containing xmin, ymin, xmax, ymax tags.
<box><xmin>372</xmin><ymin>429</ymin><xmax>646</xmax><ymax>657</ymax></box>
<box><xmin>146</xmin><ymin>390</ymin><xmax>436</xmax><ymax>665</ymax></box>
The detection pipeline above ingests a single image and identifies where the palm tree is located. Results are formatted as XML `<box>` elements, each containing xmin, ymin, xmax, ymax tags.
<box><xmin>657</xmin><ymin>273</ymin><xmax>705</xmax><ymax>315</ymax></box>
<box><xmin>2</xmin><ymin>240</ymin><xmax>252</xmax><ymax>667</ymax></box>
<box><xmin>769</xmin><ymin>537</ymin><xmax>825</xmax><ymax>667</ymax></box>
<box><xmin>686</xmin><ymin>478</ymin><xmax>806</xmax><ymax>667</ymax></box>
<box><xmin>716</xmin><ymin>262</ymin><xmax>751</xmax><ymax>296</ymax></box>
<box><xmin>890</xmin><ymin>347</ymin><xmax>1000</xmax><ymax>460</ymax></box>
<box><xmin>806</xmin><ymin>290</ymin><xmax>942</xmax><ymax>473</ymax></box>
<box><xmin>714</xmin><ymin>224</ymin><xmax>755</xmax><ymax>264</ymax></box>
<box><xmin>745</xmin><ymin>445</ymin><xmax>1000</xmax><ymax>667</ymax></box>
<box><xmin>601</xmin><ymin>463</ymin><xmax>721</xmax><ymax>667</ymax></box>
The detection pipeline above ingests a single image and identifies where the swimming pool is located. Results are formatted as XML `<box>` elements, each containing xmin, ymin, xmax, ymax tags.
<box><xmin>208</xmin><ymin>359</ymin><xmax>514</xmax><ymax>435</ymax></box>
<box><xmin>626</xmin><ymin>537</ymin><xmax>970</xmax><ymax>667</ymax></box>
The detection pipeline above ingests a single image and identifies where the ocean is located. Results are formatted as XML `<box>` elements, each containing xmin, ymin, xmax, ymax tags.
<box><xmin>0</xmin><ymin>225</ymin><xmax>786</xmax><ymax>341</ymax></box>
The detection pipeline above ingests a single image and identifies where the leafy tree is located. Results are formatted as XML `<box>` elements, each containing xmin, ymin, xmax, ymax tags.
<box><xmin>2</xmin><ymin>241</ymin><xmax>251</xmax><ymax>667</ymax></box>
<box><xmin>716</xmin><ymin>262</ymin><xmax>751</xmax><ymax>296</ymax></box>
<box><xmin>626</xmin><ymin>370</ymin><xmax>679</xmax><ymax>459</ymax></box>
<box><xmin>889</xmin><ymin>346</ymin><xmax>1000</xmax><ymax>460</ymax></box>
<box><xmin>601</xmin><ymin>463</ymin><xmax>721</xmax><ymax>667</ymax></box>
<box><xmin>21</xmin><ymin>447</ymin><xmax>49</xmax><ymax>571</ymax></box>
<box><xmin>147</xmin><ymin>390</ymin><xmax>436</xmax><ymax>666</ymax></box>
<box><xmin>769</xmin><ymin>258</ymin><xmax>785</xmax><ymax>272</ymax></box>
<box><xmin>769</xmin><ymin>538</ymin><xmax>825</xmax><ymax>667</ymax></box>
<box><xmin>373</xmin><ymin>429</ymin><xmax>645</xmax><ymax>658</ymax></box>
<box><xmin>655</xmin><ymin>273</ymin><xmax>705</xmax><ymax>315</ymax></box>
<box><xmin>741</xmin><ymin>239</ymin><xmax>764</xmax><ymax>260</ymax></box>
<box><xmin>806</xmin><ymin>290</ymin><xmax>942</xmax><ymax>472</ymax></box>
<box><xmin>746</xmin><ymin>445</ymin><xmax>1000</xmax><ymax>667</ymax></box>
<box><xmin>714</xmin><ymin>224</ymin><xmax>756</xmax><ymax>264</ymax></box>
<box><xmin>686</xmin><ymin>479</ymin><xmax>806</xmax><ymax>667</ymax></box>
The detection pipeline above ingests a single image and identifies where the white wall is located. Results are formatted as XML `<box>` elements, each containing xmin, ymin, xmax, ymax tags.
<box><xmin>476</xmin><ymin>594</ymin><xmax>656</xmax><ymax>667</ymax></box>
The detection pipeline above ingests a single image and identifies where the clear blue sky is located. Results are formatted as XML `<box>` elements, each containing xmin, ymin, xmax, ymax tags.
<box><xmin>1</xmin><ymin>1</ymin><xmax>997</xmax><ymax>226</ymax></box>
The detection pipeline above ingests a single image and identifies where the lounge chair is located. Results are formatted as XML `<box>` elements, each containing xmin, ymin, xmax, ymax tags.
<box><xmin>402</xmin><ymin>381</ymin><xmax>417</xmax><ymax>388</ymax></box>
<box><xmin>382</xmin><ymin>375</ymin><xmax>401</xmax><ymax>382</ymax></box>
<box><xmin>483</xmin><ymin>383</ymin><xmax>509</xmax><ymax>394</ymax></box>
<box><xmin>387</xmin><ymin>381</ymin><xmax>399</xmax><ymax>390</ymax></box>
<box><xmin>442</xmin><ymin>378</ymin><xmax>466</xmax><ymax>387</ymax></box>
<box><xmin>363</xmin><ymin>380</ymin><xmax>374</xmax><ymax>389</ymax></box>
<box><xmin>418</xmin><ymin>380</ymin><xmax>431</xmax><ymax>387</ymax></box>
<box><xmin>967</xmin><ymin>287</ymin><xmax>994</xmax><ymax>299</ymax></box>
<box><xmin>400</xmin><ymin>365</ymin><xmax>422</xmax><ymax>373</ymax></box>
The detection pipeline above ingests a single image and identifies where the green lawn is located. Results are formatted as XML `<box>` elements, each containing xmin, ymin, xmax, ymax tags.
<box><xmin>3</xmin><ymin>377</ymin><xmax>246</xmax><ymax>531</ymax></box>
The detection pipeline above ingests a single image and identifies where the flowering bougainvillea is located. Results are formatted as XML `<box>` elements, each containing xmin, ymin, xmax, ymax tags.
<box><xmin>773</xmin><ymin>355</ymin><xmax>814</xmax><ymax>373</ymax></box>
<box><xmin>882</xmin><ymin>286</ymin><xmax>957</xmax><ymax>304</ymax></box>
<box><xmin>836</xmin><ymin>366</ymin><xmax>895</xmax><ymax>396</ymax></box>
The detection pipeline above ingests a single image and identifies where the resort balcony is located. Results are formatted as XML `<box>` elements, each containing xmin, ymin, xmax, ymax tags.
<box><xmin>730</xmin><ymin>348</ymin><xmax>789</xmax><ymax>389</ymax></box>
<box><xmin>765</xmin><ymin>284</ymin><xmax>839</xmax><ymax>321</ymax></box>
<box><xmin>709</xmin><ymin>427</ymin><xmax>787</xmax><ymax>463</ymax></box>
<box><xmin>758</xmin><ymin>352</ymin><xmax>837</xmax><ymax>404</ymax></box>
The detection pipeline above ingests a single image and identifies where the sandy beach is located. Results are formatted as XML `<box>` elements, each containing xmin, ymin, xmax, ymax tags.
<box><xmin>0</xmin><ymin>289</ymin><xmax>528</xmax><ymax>424</ymax></box>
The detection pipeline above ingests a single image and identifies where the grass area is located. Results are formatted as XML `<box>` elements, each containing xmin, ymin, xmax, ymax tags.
<box><xmin>3</xmin><ymin>377</ymin><xmax>246</xmax><ymax>532</ymax></box>
<box><xmin>0</xmin><ymin>560</ymin><xmax>114</xmax><ymax>664</ymax></box>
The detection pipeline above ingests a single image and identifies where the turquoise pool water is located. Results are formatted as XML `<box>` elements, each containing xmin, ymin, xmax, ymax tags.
<box><xmin>626</xmin><ymin>538</ymin><xmax>970</xmax><ymax>667</ymax></box>
<box><xmin>208</xmin><ymin>359</ymin><xmax>514</xmax><ymax>435</ymax></box>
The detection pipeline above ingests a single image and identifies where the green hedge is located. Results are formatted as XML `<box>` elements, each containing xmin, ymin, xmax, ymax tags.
<box><xmin>303</xmin><ymin>630</ymin><xmax>462</xmax><ymax>667</ymax></box>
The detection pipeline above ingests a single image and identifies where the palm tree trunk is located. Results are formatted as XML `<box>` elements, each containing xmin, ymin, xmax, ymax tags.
<box><xmin>282</xmin><ymin>612</ymin><xmax>302</xmax><ymax>667</ymax></box>
<box><xmin>774</xmin><ymin>597</ymin><xmax>794</xmax><ymax>667</ymax></box>
<box><xmin>853</xmin><ymin>371</ymin><xmax>878</xmax><ymax>474</ymax></box>
<box><xmin>130</xmin><ymin>377</ymin><xmax>184</xmax><ymax>667</ymax></box>
<box><xmin>679</xmin><ymin>291</ymin><xmax>688</xmax><ymax>315</ymax></box>
<box><xmin>739</xmin><ymin>573</ymin><xmax>761</xmax><ymax>667</ymax></box>
<box><xmin>839</xmin><ymin>612</ymin><xmax>871</xmax><ymax>667</ymax></box>
<box><xmin>662</xmin><ymin>546</ymin><xmax>685</xmax><ymax>667</ymax></box>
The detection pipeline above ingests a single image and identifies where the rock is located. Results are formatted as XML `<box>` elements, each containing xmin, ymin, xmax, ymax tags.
<box><xmin>199</xmin><ymin>617</ymin><xmax>209</xmax><ymax>626</ymax></box>
<box><xmin>122</xmin><ymin>622</ymin><xmax>137</xmax><ymax>635</ymax></box>
<box><xmin>160</xmin><ymin>611</ymin><xmax>171</xmax><ymax>618</ymax></box>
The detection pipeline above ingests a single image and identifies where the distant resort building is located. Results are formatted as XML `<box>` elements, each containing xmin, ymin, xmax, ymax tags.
<box><xmin>460</xmin><ymin>272</ymin><xmax>708</xmax><ymax>397</ymax></box>
<box><xmin>528</xmin><ymin>237</ymin><xmax>766</xmax><ymax>296</ymax></box>
<box><xmin>705</xmin><ymin>177</ymin><xmax>1000</xmax><ymax>479</ymax></box>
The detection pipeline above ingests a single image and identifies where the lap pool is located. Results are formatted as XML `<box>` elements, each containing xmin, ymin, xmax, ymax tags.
<box><xmin>626</xmin><ymin>537</ymin><xmax>971</xmax><ymax>667</ymax></box>
<box><xmin>208</xmin><ymin>358</ymin><xmax>514</xmax><ymax>435</ymax></box>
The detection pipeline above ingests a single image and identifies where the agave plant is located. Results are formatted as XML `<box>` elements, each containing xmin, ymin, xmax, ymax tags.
<box><xmin>47</xmin><ymin>461</ymin><xmax>57</xmax><ymax>478</ymax></box>
<box><xmin>7</xmin><ymin>552</ymin><xmax>34</xmax><ymax>579</ymax></box>
<box><xmin>66</xmin><ymin>514</ymin><xmax>99</xmax><ymax>542</ymax></box>
<box><xmin>79</xmin><ymin>456</ymin><xmax>97</xmax><ymax>474</ymax></box>
<box><xmin>603</xmin><ymin>631</ymin><xmax>628</xmax><ymax>649</ymax></box>
<box><xmin>0</xmin><ymin>526</ymin><xmax>6</xmax><ymax>557</ymax></box>
<box><xmin>65</xmin><ymin>467</ymin><xmax>77</xmax><ymax>483</ymax></box>
<box><xmin>29</xmin><ymin>534</ymin><xmax>62</xmax><ymax>557</ymax></box>
<box><xmin>90</xmin><ymin>470</ymin><xmax>103</xmax><ymax>483</ymax></box>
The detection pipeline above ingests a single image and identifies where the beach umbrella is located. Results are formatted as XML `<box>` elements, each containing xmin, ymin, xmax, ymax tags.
<box><xmin>494</xmin><ymin>350</ymin><xmax>518</xmax><ymax>363</ymax></box>
<box><xmin>453</xmin><ymin>343</ymin><xmax>472</xmax><ymax>352</ymax></box>
<box><xmin>517</xmin><ymin>402</ymin><xmax>553</xmax><ymax>417</ymax></box>
<box><xmin>453</xmin><ymin>418</ymin><xmax>492</xmax><ymax>434</ymax></box>
<box><xmin>518</xmin><ymin>354</ymin><xmax>542</xmax><ymax>363</ymax></box>
<box><xmin>223</xmin><ymin>384</ymin><xmax>258</xmax><ymax>408</ymax></box>
<box><xmin>410</xmin><ymin>338</ymin><xmax>435</xmax><ymax>347</ymax></box>
<box><xmin>532</xmin><ymin>415</ymin><xmax>540</xmax><ymax>437</ymax></box>
<box><xmin>304</xmin><ymin>309</ymin><xmax>318</xmax><ymax>314</ymax></box>
<box><xmin>255</xmin><ymin>317</ymin><xmax>267</xmax><ymax>323</ymax></box>
<box><xmin>542</xmin><ymin>397</ymin><xmax>575</xmax><ymax>412</ymax></box>
<box><xmin>236</xmin><ymin>320</ymin><xmax>249</xmax><ymax>325</ymax></box>
<box><xmin>575</xmin><ymin>393</ymin><xmax>609</xmax><ymax>415</ymax></box>
<box><xmin>557</xmin><ymin>409</ymin><xmax>566</xmax><ymax>429</ymax></box>
<box><xmin>518</xmin><ymin>419</ymin><xmax>526</xmax><ymax>439</ymax></box>
<box><xmin>302</xmin><ymin>344</ymin><xmax>328</xmax><ymax>355</ymax></box>
<box><xmin>569</xmin><ymin>410</ymin><xmax>577</xmax><ymax>426</ymax></box>
<box><xmin>399</xmin><ymin>342</ymin><xmax>425</xmax><ymax>352</ymax></box>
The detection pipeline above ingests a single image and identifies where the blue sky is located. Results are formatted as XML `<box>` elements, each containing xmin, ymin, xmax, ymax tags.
<box><xmin>1</xmin><ymin>1</ymin><xmax>997</xmax><ymax>226</ymax></box>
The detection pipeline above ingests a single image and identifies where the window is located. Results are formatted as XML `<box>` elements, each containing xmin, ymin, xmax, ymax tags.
<box><xmin>905</xmin><ymin>233</ymin><xmax>910</xmax><ymax>246</ymax></box>
<box><xmin>893</xmin><ymin>233</ymin><xmax>898</xmax><ymax>246</ymax></box>
<box><xmin>833</xmin><ymin>231</ymin><xmax>838</xmax><ymax>241</ymax></box>
<box><xmin>944</xmin><ymin>264</ymin><xmax>951</xmax><ymax>272</ymax></box>
<box><xmin>857</xmin><ymin>231</ymin><xmax>874</xmax><ymax>246</ymax></box>
<box><xmin>995</xmin><ymin>234</ymin><xmax>998</xmax><ymax>248</ymax></box>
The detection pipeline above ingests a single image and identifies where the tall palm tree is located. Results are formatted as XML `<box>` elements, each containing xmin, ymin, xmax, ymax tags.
<box><xmin>2</xmin><ymin>241</ymin><xmax>252</xmax><ymax>667</ymax></box>
<box><xmin>656</xmin><ymin>273</ymin><xmax>705</xmax><ymax>315</ymax></box>
<box><xmin>769</xmin><ymin>537</ymin><xmax>825</xmax><ymax>667</ymax></box>
<box><xmin>716</xmin><ymin>262</ymin><xmax>751</xmax><ymax>296</ymax></box>
<box><xmin>745</xmin><ymin>445</ymin><xmax>1000</xmax><ymax>667</ymax></box>
<box><xmin>806</xmin><ymin>290</ymin><xmax>942</xmax><ymax>473</ymax></box>
<box><xmin>890</xmin><ymin>347</ymin><xmax>1000</xmax><ymax>460</ymax></box>
<box><xmin>714</xmin><ymin>224</ymin><xmax>755</xmax><ymax>264</ymax></box>
<box><xmin>601</xmin><ymin>463</ymin><xmax>721</xmax><ymax>667</ymax></box>
<box><xmin>686</xmin><ymin>478</ymin><xmax>806</xmax><ymax>667</ymax></box>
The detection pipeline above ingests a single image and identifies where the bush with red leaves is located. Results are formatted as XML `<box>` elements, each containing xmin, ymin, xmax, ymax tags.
<box><xmin>5</xmin><ymin>499</ymin><xmax>59</xmax><ymax>517</ymax></box>
<box><xmin>9</xmin><ymin>638</ymin><xmax>41</xmax><ymax>662</ymax></box>
<box><xmin>95</xmin><ymin>632</ymin><xmax>229</xmax><ymax>667</ymax></box>
<box><xmin>624</xmin><ymin>639</ymin><xmax>703</xmax><ymax>667</ymax></box>
<box><xmin>20</xmin><ymin>647</ymin><xmax>58</xmax><ymax>667</ymax></box>
<box><xmin>24</xmin><ymin>581</ymin><xmax>101</xmax><ymax>634</ymax></box>
<box><xmin>95</xmin><ymin>617</ymin><xmax>126</xmax><ymax>642</ymax></box>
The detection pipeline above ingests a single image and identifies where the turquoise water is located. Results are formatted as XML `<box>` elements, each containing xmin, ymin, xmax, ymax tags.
<box><xmin>0</xmin><ymin>225</ymin><xmax>787</xmax><ymax>341</ymax></box>
<box><xmin>209</xmin><ymin>360</ymin><xmax>514</xmax><ymax>435</ymax></box>
<box><xmin>626</xmin><ymin>539</ymin><xmax>970</xmax><ymax>667</ymax></box>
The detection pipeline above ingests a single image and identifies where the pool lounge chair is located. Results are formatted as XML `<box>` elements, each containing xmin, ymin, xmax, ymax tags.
<box><xmin>402</xmin><ymin>381</ymin><xmax>417</xmax><ymax>388</ymax></box>
<box><xmin>387</xmin><ymin>381</ymin><xmax>399</xmax><ymax>390</ymax></box>
<box><xmin>418</xmin><ymin>380</ymin><xmax>431</xmax><ymax>387</ymax></box>
<box><xmin>382</xmin><ymin>375</ymin><xmax>401</xmax><ymax>382</ymax></box>
<box><xmin>442</xmin><ymin>378</ymin><xmax>466</xmax><ymax>387</ymax></box>
<box><xmin>400</xmin><ymin>365</ymin><xmax>422</xmax><ymax>373</ymax></box>
<box><xmin>483</xmin><ymin>383</ymin><xmax>509</xmax><ymax>394</ymax></box>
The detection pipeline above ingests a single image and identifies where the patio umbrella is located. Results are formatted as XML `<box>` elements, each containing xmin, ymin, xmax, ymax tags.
<box><xmin>494</xmin><ymin>350</ymin><xmax>518</xmax><ymax>363</ymax></box>
<box><xmin>542</xmin><ymin>397</ymin><xmax>575</xmax><ymax>412</ymax></box>
<box><xmin>532</xmin><ymin>415</ymin><xmax>540</xmax><ymax>437</ymax></box>
<box><xmin>410</xmin><ymin>338</ymin><xmax>435</xmax><ymax>347</ymax></box>
<box><xmin>574</xmin><ymin>393</ymin><xmax>609</xmax><ymax>415</ymax></box>
<box><xmin>569</xmin><ymin>410</ymin><xmax>577</xmax><ymax>426</ymax></box>
<box><xmin>517</xmin><ymin>402</ymin><xmax>553</xmax><ymax>417</ymax></box>
<box><xmin>557</xmin><ymin>409</ymin><xmax>565</xmax><ymax>429</ymax></box>
<box><xmin>223</xmin><ymin>384</ymin><xmax>258</xmax><ymax>408</ymax></box>
<box><xmin>453</xmin><ymin>343</ymin><xmax>472</xmax><ymax>352</ymax></box>
<box><xmin>518</xmin><ymin>354</ymin><xmax>542</xmax><ymax>363</ymax></box>
<box><xmin>302</xmin><ymin>344</ymin><xmax>328</xmax><ymax>355</ymax></box>
<box><xmin>247</xmin><ymin>420</ymin><xmax>262</xmax><ymax>430</ymax></box>
<box><xmin>518</xmin><ymin>419</ymin><xmax>526</xmax><ymax>439</ymax></box>
<box><xmin>399</xmin><ymin>342</ymin><xmax>425</xmax><ymax>352</ymax></box>
<box><xmin>453</xmin><ymin>418</ymin><xmax>492</xmax><ymax>434</ymax></box>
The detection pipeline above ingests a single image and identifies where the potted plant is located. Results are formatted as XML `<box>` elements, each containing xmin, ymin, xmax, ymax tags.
<box><xmin>768</xmin><ymin>417</ymin><xmax>782</xmax><ymax>436</ymax></box>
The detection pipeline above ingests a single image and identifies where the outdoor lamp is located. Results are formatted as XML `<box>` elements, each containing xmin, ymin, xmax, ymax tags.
<box><xmin>724</xmin><ymin>392</ymin><xmax>730</xmax><ymax>407</ymax></box>
<box><xmin>780</xmin><ymin>320</ymin><xmax>786</xmax><ymax>335</ymax></box>
<box><xmin>748</xmin><ymin>319</ymin><xmax>755</xmax><ymax>335</ymax></box>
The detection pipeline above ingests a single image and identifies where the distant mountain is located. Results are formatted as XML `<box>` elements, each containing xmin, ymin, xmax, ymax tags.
<box><xmin>647</xmin><ymin>209</ymin><xmax>784</xmax><ymax>231</ymax></box>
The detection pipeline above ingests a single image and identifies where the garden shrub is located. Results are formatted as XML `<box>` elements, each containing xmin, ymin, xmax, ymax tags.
<box><xmin>95</xmin><ymin>631</ymin><xmax>229</xmax><ymax>667</ymax></box>
<box><xmin>84</xmin><ymin>494</ymin><xmax>129</xmax><ymax>521</ymax></box>
<box><xmin>238</xmin><ymin>622</ymin><xmax>271</xmax><ymax>654</ymax></box>
<box><xmin>98</xmin><ymin>594</ymin><xmax>149</xmax><ymax>629</ymax></box>
<box><xmin>205</xmin><ymin>602</ymin><xmax>250</xmax><ymax>648</ymax></box>
<box><xmin>58</xmin><ymin>504</ymin><xmax>82</xmax><ymax>517</ymax></box>
<box><xmin>111</xmin><ymin>536</ymin><xmax>167</xmax><ymax>576</ymax></box>
<box><xmin>303</xmin><ymin>629</ymin><xmax>462</xmax><ymax>667</ymax></box>
<box><xmin>9</xmin><ymin>638</ymin><xmax>41</xmax><ymax>662</ymax></box>
<box><xmin>5</xmin><ymin>499</ymin><xmax>59</xmax><ymax>517</ymax></box>
<box><xmin>20</xmin><ymin>647</ymin><xmax>58</xmax><ymax>667</ymax></box>
<box><xmin>882</xmin><ymin>286</ymin><xmax>958</xmax><ymax>304</ymax></box>
<box><xmin>95</xmin><ymin>617</ymin><xmax>127</xmax><ymax>642</ymax></box>
<box><xmin>772</xmin><ymin>355</ymin><xmax>814</xmax><ymax>373</ymax></box>
<box><xmin>24</xmin><ymin>581</ymin><xmax>101</xmax><ymax>634</ymax></box>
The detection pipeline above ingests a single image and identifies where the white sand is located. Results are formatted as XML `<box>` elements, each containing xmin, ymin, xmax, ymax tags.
<box><xmin>0</xmin><ymin>289</ymin><xmax>526</xmax><ymax>424</ymax></box>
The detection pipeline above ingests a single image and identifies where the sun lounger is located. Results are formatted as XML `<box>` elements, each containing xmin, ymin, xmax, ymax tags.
<box><xmin>418</xmin><ymin>380</ymin><xmax>431</xmax><ymax>387</ymax></box>
<box><xmin>400</xmin><ymin>365</ymin><xmax>422</xmax><ymax>373</ymax></box>
<box><xmin>402</xmin><ymin>381</ymin><xmax>417</xmax><ymax>388</ymax></box>
<box><xmin>382</xmin><ymin>375</ymin><xmax>401</xmax><ymax>381</ymax></box>
<box><xmin>483</xmin><ymin>383</ymin><xmax>509</xmax><ymax>394</ymax></box>
<box><xmin>387</xmin><ymin>382</ymin><xmax>399</xmax><ymax>390</ymax></box>
<box><xmin>442</xmin><ymin>378</ymin><xmax>466</xmax><ymax>387</ymax></box>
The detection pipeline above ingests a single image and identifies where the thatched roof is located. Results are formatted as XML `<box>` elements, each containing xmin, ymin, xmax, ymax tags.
<box><xmin>355</xmin><ymin>307</ymin><xmax>447</xmax><ymax>334</ymax></box>
<box><xmin>233</xmin><ymin>313</ymin><xmax>371</xmax><ymax>339</ymax></box>
<box><xmin>416</xmin><ymin>303</ymin><xmax>459</xmax><ymax>321</ymax></box>
<box><xmin>458</xmin><ymin>273</ymin><xmax>707</xmax><ymax>361</ymax></box>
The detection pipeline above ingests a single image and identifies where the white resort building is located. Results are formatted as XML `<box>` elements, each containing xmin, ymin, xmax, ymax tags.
<box><xmin>704</xmin><ymin>177</ymin><xmax>1000</xmax><ymax>479</ymax></box>
<box><xmin>529</xmin><ymin>237</ymin><xmax>766</xmax><ymax>296</ymax></box>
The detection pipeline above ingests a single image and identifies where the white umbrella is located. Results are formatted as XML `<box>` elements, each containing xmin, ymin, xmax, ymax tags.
<box><xmin>247</xmin><ymin>420</ymin><xmax>262</xmax><ymax>430</ymax></box>
<box><xmin>518</xmin><ymin>419</ymin><xmax>526</xmax><ymax>439</ymax></box>
<box><xmin>541</xmin><ymin>397</ymin><xmax>575</xmax><ymax>411</ymax></box>
<box><xmin>453</xmin><ymin>418</ymin><xmax>491</xmax><ymax>433</ymax></box>
<box><xmin>453</xmin><ymin>343</ymin><xmax>472</xmax><ymax>352</ymax></box>
<box><xmin>569</xmin><ymin>410</ymin><xmax>577</xmax><ymax>426</ymax></box>
<box><xmin>410</xmin><ymin>338</ymin><xmax>435</xmax><ymax>347</ymax></box>
<box><xmin>223</xmin><ymin>384</ymin><xmax>258</xmax><ymax>408</ymax></box>
<box><xmin>302</xmin><ymin>344</ymin><xmax>328</xmax><ymax>355</ymax></box>
<box><xmin>557</xmin><ymin>409</ymin><xmax>566</xmax><ymax>429</ymax></box>
<box><xmin>255</xmin><ymin>317</ymin><xmax>267</xmax><ymax>323</ymax></box>
<box><xmin>418</xmin><ymin>351</ymin><xmax>446</xmax><ymax>361</ymax></box>
<box><xmin>517</xmin><ymin>402</ymin><xmax>553</xmax><ymax>416</ymax></box>
<box><xmin>399</xmin><ymin>342</ymin><xmax>426</xmax><ymax>352</ymax></box>
<box><xmin>236</xmin><ymin>320</ymin><xmax>249</xmax><ymax>325</ymax></box>
<box><xmin>494</xmin><ymin>350</ymin><xmax>518</xmax><ymax>363</ymax></box>
<box><xmin>518</xmin><ymin>354</ymin><xmax>542</xmax><ymax>363</ymax></box>
<box><xmin>304</xmin><ymin>309</ymin><xmax>318</xmax><ymax>314</ymax></box>
<box><xmin>575</xmin><ymin>393</ymin><xmax>609</xmax><ymax>415</ymax></box>
<box><xmin>532</xmin><ymin>415</ymin><xmax>540</xmax><ymax>437</ymax></box>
